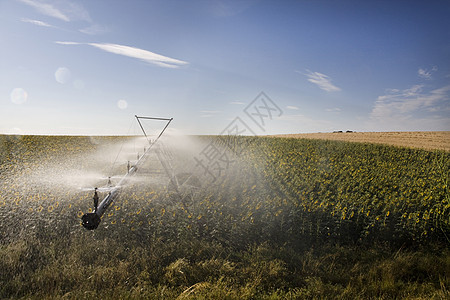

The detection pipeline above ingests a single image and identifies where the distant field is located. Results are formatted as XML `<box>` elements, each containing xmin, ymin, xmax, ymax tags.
<box><xmin>274</xmin><ymin>131</ymin><xmax>450</xmax><ymax>151</ymax></box>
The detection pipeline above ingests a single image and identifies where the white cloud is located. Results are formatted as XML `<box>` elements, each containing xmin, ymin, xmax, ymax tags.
<box><xmin>326</xmin><ymin>107</ymin><xmax>341</xmax><ymax>113</ymax></box>
<box><xmin>286</xmin><ymin>105</ymin><xmax>299</xmax><ymax>110</ymax></box>
<box><xmin>55</xmin><ymin>41</ymin><xmax>79</xmax><ymax>45</ymax></box>
<box><xmin>418</xmin><ymin>66</ymin><xmax>437</xmax><ymax>80</ymax></box>
<box><xmin>21</xmin><ymin>18</ymin><xmax>52</xmax><ymax>27</ymax></box>
<box><xmin>88</xmin><ymin>43</ymin><xmax>188</xmax><ymax>68</ymax></box>
<box><xmin>230</xmin><ymin>101</ymin><xmax>245</xmax><ymax>105</ymax></box>
<box><xmin>18</xmin><ymin>0</ymin><xmax>91</xmax><ymax>22</ymax></box>
<box><xmin>55</xmin><ymin>42</ymin><xmax>189</xmax><ymax>69</ymax></box>
<box><xmin>302</xmin><ymin>69</ymin><xmax>341</xmax><ymax>92</ymax></box>
<box><xmin>18</xmin><ymin>0</ymin><xmax>70</xmax><ymax>21</ymax></box>
<box><xmin>369</xmin><ymin>84</ymin><xmax>450</xmax><ymax>130</ymax></box>
<box><xmin>64</xmin><ymin>0</ymin><xmax>91</xmax><ymax>22</ymax></box>
<box><xmin>79</xmin><ymin>24</ymin><xmax>108</xmax><ymax>35</ymax></box>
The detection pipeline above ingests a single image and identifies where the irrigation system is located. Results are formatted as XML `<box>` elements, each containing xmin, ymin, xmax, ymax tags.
<box><xmin>81</xmin><ymin>115</ymin><xmax>173</xmax><ymax>230</ymax></box>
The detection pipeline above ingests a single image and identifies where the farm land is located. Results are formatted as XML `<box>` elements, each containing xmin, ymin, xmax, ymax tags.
<box><xmin>0</xmin><ymin>133</ymin><xmax>449</xmax><ymax>299</ymax></box>
<box><xmin>274</xmin><ymin>131</ymin><xmax>450</xmax><ymax>152</ymax></box>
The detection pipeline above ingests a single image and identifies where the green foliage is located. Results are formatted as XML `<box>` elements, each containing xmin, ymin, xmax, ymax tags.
<box><xmin>251</xmin><ymin>137</ymin><xmax>450</xmax><ymax>245</ymax></box>
<box><xmin>0</xmin><ymin>135</ymin><xmax>449</xmax><ymax>299</ymax></box>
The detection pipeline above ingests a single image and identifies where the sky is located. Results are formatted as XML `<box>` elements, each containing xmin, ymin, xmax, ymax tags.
<box><xmin>1</xmin><ymin>0</ymin><xmax>449</xmax><ymax>135</ymax></box>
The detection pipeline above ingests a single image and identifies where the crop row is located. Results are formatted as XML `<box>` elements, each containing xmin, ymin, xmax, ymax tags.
<box><xmin>0</xmin><ymin>135</ymin><xmax>448</xmax><ymax>248</ymax></box>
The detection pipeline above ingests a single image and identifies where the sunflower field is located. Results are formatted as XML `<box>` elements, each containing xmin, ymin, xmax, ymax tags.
<box><xmin>0</xmin><ymin>134</ymin><xmax>449</xmax><ymax>299</ymax></box>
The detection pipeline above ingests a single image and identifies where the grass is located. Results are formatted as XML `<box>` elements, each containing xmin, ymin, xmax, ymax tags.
<box><xmin>1</xmin><ymin>234</ymin><xmax>448</xmax><ymax>299</ymax></box>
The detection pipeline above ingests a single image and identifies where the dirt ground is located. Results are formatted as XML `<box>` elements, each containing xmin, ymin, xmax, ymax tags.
<box><xmin>273</xmin><ymin>131</ymin><xmax>450</xmax><ymax>151</ymax></box>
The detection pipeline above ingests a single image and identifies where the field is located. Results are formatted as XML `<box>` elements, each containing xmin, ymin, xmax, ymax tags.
<box><xmin>274</xmin><ymin>131</ymin><xmax>450</xmax><ymax>152</ymax></box>
<box><xmin>0</xmin><ymin>134</ymin><xmax>449</xmax><ymax>299</ymax></box>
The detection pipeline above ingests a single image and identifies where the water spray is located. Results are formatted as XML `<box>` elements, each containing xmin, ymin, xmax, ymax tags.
<box><xmin>81</xmin><ymin>115</ymin><xmax>173</xmax><ymax>230</ymax></box>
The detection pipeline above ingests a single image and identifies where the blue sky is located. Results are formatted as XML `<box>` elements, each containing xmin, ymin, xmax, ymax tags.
<box><xmin>1</xmin><ymin>0</ymin><xmax>449</xmax><ymax>135</ymax></box>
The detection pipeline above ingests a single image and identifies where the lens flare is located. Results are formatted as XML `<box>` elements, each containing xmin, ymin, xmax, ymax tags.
<box><xmin>117</xmin><ymin>99</ymin><xmax>128</xmax><ymax>109</ymax></box>
<box><xmin>55</xmin><ymin>67</ymin><xmax>71</xmax><ymax>84</ymax></box>
<box><xmin>10</xmin><ymin>88</ymin><xmax>28</xmax><ymax>104</ymax></box>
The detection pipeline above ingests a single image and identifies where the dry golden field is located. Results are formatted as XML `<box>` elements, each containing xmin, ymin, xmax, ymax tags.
<box><xmin>274</xmin><ymin>131</ymin><xmax>450</xmax><ymax>151</ymax></box>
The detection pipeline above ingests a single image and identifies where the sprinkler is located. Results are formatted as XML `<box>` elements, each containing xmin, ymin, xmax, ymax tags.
<box><xmin>81</xmin><ymin>115</ymin><xmax>173</xmax><ymax>230</ymax></box>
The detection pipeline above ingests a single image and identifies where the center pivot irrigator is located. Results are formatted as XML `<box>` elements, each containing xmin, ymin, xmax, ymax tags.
<box><xmin>81</xmin><ymin>115</ymin><xmax>173</xmax><ymax>230</ymax></box>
